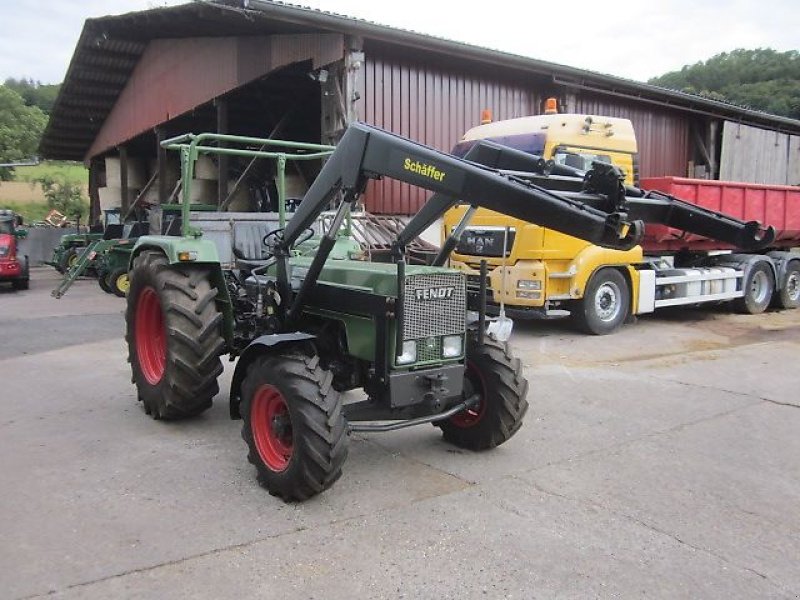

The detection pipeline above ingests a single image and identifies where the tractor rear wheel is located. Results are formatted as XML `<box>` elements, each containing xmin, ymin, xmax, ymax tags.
<box><xmin>125</xmin><ymin>250</ymin><xmax>224</xmax><ymax>420</ymax></box>
<box><xmin>109</xmin><ymin>268</ymin><xmax>129</xmax><ymax>297</ymax></box>
<box><xmin>240</xmin><ymin>352</ymin><xmax>348</xmax><ymax>502</ymax></box>
<box><xmin>438</xmin><ymin>336</ymin><xmax>529</xmax><ymax>450</ymax></box>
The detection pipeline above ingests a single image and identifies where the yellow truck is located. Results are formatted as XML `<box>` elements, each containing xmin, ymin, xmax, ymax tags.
<box><xmin>443</xmin><ymin>110</ymin><xmax>800</xmax><ymax>334</ymax></box>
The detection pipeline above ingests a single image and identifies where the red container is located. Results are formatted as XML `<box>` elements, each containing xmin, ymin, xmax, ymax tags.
<box><xmin>640</xmin><ymin>177</ymin><xmax>800</xmax><ymax>252</ymax></box>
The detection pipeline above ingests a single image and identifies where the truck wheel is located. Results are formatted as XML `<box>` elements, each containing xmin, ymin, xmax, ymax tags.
<box><xmin>12</xmin><ymin>278</ymin><xmax>29</xmax><ymax>290</ymax></box>
<box><xmin>438</xmin><ymin>336</ymin><xmax>529</xmax><ymax>450</ymax></box>
<box><xmin>734</xmin><ymin>262</ymin><xmax>773</xmax><ymax>314</ymax></box>
<box><xmin>572</xmin><ymin>268</ymin><xmax>630</xmax><ymax>335</ymax></box>
<box><xmin>240</xmin><ymin>352</ymin><xmax>348</xmax><ymax>502</ymax></box>
<box><xmin>125</xmin><ymin>250</ymin><xmax>224</xmax><ymax>420</ymax></box>
<box><xmin>109</xmin><ymin>268</ymin><xmax>129</xmax><ymax>297</ymax></box>
<box><xmin>775</xmin><ymin>262</ymin><xmax>800</xmax><ymax>309</ymax></box>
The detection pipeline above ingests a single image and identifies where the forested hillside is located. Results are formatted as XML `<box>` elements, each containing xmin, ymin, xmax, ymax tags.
<box><xmin>648</xmin><ymin>48</ymin><xmax>800</xmax><ymax>120</ymax></box>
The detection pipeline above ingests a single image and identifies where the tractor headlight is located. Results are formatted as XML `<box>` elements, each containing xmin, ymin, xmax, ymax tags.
<box><xmin>517</xmin><ymin>279</ymin><xmax>541</xmax><ymax>290</ymax></box>
<box><xmin>442</xmin><ymin>335</ymin><xmax>463</xmax><ymax>358</ymax></box>
<box><xmin>396</xmin><ymin>340</ymin><xmax>417</xmax><ymax>365</ymax></box>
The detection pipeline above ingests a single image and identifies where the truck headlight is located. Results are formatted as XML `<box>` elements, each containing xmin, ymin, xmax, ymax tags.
<box><xmin>396</xmin><ymin>340</ymin><xmax>417</xmax><ymax>365</ymax></box>
<box><xmin>517</xmin><ymin>279</ymin><xmax>541</xmax><ymax>290</ymax></box>
<box><xmin>442</xmin><ymin>335</ymin><xmax>463</xmax><ymax>358</ymax></box>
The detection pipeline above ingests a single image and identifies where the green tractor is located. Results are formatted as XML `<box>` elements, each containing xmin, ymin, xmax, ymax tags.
<box><xmin>124</xmin><ymin>124</ymin><xmax>767</xmax><ymax>502</ymax></box>
<box><xmin>46</xmin><ymin>213</ymin><xmax>111</xmax><ymax>274</ymax></box>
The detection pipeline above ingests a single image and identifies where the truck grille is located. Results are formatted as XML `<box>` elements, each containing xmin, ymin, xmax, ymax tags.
<box><xmin>402</xmin><ymin>273</ymin><xmax>466</xmax><ymax>340</ymax></box>
<box><xmin>455</xmin><ymin>227</ymin><xmax>516</xmax><ymax>257</ymax></box>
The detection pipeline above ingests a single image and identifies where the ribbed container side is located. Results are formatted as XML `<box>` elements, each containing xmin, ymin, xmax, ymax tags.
<box><xmin>358</xmin><ymin>47</ymin><xmax>541</xmax><ymax>214</ymax></box>
<box><xmin>641</xmin><ymin>176</ymin><xmax>800</xmax><ymax>251</ymax></box>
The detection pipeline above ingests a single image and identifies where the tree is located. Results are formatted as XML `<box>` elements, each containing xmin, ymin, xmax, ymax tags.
<box><xmin>648</xmin><ymin>48</ymin><xmax>800</xmax><ymax>120</ymax></box>
<box><xmin>35</xmin><ymin>174</ymin><xmax>87</xmax><ymax>219</ymax></box>
<box><xmin>0</xmin><ymin>86</ymin><xmax>47</xmax><ymax>180</ymax></box>
<box><xmin>3</xmin><ymin>78</ymin><xmax>60</xmax><ymax>114</ymax></box>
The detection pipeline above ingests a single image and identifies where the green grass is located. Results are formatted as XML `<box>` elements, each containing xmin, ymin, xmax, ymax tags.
<box><xmin>1</xmin><ymin>161</ymin><xmax>89</xmax><ymax>223</ymax></box>
<box><xmin>16</xmin><ymin>161</ymin><xmax>88</xmax><ymax>185</ymax></box>
<box><xmin>1</xmin><ymin>201</ymin><xmax>51</xmax><ymax>223</ymax></box>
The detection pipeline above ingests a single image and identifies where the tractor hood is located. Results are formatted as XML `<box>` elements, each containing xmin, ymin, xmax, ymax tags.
<box><xmin>288</xmin><ymin>254</ymin><xmax>463</xmax><ymax>297</ymax></box>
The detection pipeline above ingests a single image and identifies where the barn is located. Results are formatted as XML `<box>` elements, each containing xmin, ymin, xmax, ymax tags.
<box><xmin>39</xmin><ymin>0</ymin><xmax>800</xmax><ymax>222</ymax></box>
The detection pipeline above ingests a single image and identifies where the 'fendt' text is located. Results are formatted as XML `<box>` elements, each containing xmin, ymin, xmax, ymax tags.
<box><xmin>403</xmin><ymin>158</ymin><xmax>446</xmax><ymax>182</ymax></box>
<box><xmin>415</xmin><ymin>287</ymin><xmax>455</xmax><ymax>301</ymax></box>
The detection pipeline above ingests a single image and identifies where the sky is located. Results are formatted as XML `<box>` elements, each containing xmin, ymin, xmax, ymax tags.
<box><xmin>0</xmin><ymin>0</ymin><xmax>797</xmax><ymax>85</ymax></box>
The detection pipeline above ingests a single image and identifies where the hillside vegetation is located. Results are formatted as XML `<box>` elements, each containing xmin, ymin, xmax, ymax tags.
<box><xmin>648</xmin><ymin>48</ymin><xmax>800</xmax><ymax>119</ymax></box>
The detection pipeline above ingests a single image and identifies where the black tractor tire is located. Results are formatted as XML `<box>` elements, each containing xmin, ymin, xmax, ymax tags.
<box><xmin>572</xmin><ymin>268</ymin><xmax>630</xmax><ymax>335</ymax></box>
<box><xmin>125</xmin><ymin>250</ymin><xmax>225</xmax><ymax>420</ymax></box>
<box><xmin>438</xmin><ymin>336</ymin><xmax>529</xmax><ymax>451</ymax></box>
<box><xmin>59</xmin><ymin>247</ymin><xmax>79</xmax><ymax>273</ymax></box>
<box><xmin>98</xmin><ymin>270</ymin><xmax>113</xmax><ymax>293</ymax></box>
<box><xmin>240</xmin><ymin>352</ymin><xmax>348</xmax><ymax>502</ymax></box>
<box><xmin>734</xmin><ymin>262</ymin><xmax>774</xmax><ymax>315</ymax></box>
<box><xmin>774</xmin><ymin>261</ymin><xmax>800</xmax><ymax>309</ymax></box>
<box><xmin>109</xmin><ymin>268</ymin><xmax>129</xmax><ymax>298</ymax></box>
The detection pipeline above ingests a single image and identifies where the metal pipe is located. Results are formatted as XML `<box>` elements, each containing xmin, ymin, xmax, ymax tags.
<box><xmin>348</xmin><ymin>394</ymin><xmax>480</xmax><ymax>432</ymax></box>
<box><xmin>395</xmin><ymin>259</ymin><xmax>405</xmax><ymax>361</ymax></box>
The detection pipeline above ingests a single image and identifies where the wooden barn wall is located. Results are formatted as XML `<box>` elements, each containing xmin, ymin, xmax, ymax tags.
<box><xmin>720</xmin><ymin>121</ymin><xmax>800</xmax><ymax>185</ymax></box>
<box><xmin>356</xmin><ymin>47</ymin><xmax>543</xmax><ymax>214</ymax></box>
<box><xmin>571</xmin><ymin>93</ymin><xmax>690</xmax><ymax>179</ymax></box>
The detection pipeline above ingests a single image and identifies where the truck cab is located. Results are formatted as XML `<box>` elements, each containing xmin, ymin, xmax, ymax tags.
<box><xmin>444</xmin><ymin>112</ymin><xmax>643</xmax><ymax>331</ymax></box>
<box><xmin>0</xmin><ymin>209</ymin><xmax>30</xmax><ymax>291</ymax></box>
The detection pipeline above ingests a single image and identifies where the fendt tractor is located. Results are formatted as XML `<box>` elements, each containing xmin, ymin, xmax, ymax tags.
<box><xmin>444</xmin><ymin>107</ymin><xmax>798</xmax><ymax>334</ymax></box>
<box><xmin>125</xmin><ymin>123</ymin><xmax>768</xmax><ymax>501</ymax></box>
<box><xmin>0</xmin><ymin>209</ymin><xmax>30</xmax><ymax>291</ymax></box>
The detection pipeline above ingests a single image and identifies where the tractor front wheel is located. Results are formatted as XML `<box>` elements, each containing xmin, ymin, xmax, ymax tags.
<box><xmin>438</xmin><ymin>336</ymin><xmax>529</xmax><ymax>450</ymax></box>
<box><xmin>125</xmin><ymin>250</ymin><xmax>224</xmax><ymax>419</ymax></box>
<box><xmin>98</xmin><ymin>270</ymin><xmax>113</xmax><ymax>293</ymax></box>
<box><xmin>109</xmin><ymin>268</ymin><xmax>129</xmax><ymax>297</ymax></box>
<box><xmin>240</xmin><ymin>352</ymin><xmax>348</xmax><ymax>502</ymax></box>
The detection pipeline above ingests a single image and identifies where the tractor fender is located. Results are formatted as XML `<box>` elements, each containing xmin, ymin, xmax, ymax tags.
<box><xmin>229</xmin><ymin>332</ymin><xmax>317</xmax><ymax>419</ymax></box>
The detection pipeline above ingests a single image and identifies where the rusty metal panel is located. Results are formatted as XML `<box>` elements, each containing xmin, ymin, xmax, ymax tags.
<box><xmin>572</xmin><ymin>93</ymin><xmax>689</xmax><ymax>179</ymax></box>
<box><xmin>88</xmin><ymin>33</ymin><xmax>343</xmax><ymax>160</ymax></box>
<box><xmin>358</xmin><ymin>48</ymin><xmax>541</xmax><ymax>214</ymax></box>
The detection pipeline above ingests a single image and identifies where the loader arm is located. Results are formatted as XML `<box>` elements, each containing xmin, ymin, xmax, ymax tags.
<box><xmin>277</xmin><ymin>123</ymin><xmax>644</xmax><ymax>322</ymax></box>
<box><xmin>424</xmin><ymin>140</ymin><xmax>773</xmax><ymax>256</ymax></box>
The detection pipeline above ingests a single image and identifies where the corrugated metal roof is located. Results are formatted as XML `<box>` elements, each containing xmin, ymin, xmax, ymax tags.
<box><xmin>40</xmin><ymin>0</ymin><xmax>800</xmax><ymax>161</ymax></box>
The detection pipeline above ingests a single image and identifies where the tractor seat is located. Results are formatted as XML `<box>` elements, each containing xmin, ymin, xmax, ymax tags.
<box><xmin>102</xmin><ymin>224</ymin><xmax>125</xmax><ymax>240</ymax></box>
<box><xmin>232</xmin><ymin>221</ymin><xmax>280</xmax><ymax>270</ymax></box>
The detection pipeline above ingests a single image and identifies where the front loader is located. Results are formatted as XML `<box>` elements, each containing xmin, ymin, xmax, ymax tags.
<box><xmin>125</xmin><ymin>123</ymin><xmax>768</xmax><ymax>502</ymax></box>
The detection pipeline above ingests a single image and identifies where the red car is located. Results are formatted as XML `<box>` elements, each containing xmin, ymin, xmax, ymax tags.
<box><xmin>0</xmin><ymin>209</ymin><xmax>30</xmax><ymax>290</ymax></box>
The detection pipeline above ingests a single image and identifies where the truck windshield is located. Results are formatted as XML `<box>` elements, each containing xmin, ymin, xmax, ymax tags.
<box><xmin>0</xmin><ymin>219</ymin><xmax>14</xmax><ymax>235</ymax></box>
<box><xmin>553</xmin><ymin>149</ymin><xmax>612</xmax><ymax>173</ymax></box>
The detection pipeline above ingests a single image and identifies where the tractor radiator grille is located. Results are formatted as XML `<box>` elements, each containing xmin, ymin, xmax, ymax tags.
<box><xmin>402</xmin><ymin>273</ymin><xmax>466</xmax><ymax>341</ymax></box>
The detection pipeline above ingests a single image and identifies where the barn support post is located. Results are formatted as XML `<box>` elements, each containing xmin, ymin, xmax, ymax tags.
<box><xmin>88</xmin><ymin>158</ymin><xmax>101</xmax><ymax>226</ymax></box>
<box><xmin>707</xmin><ymin>120</ymin><xmax>720</xmax><ymax>179</ymax></box>
<box><xmin>320</xmin><ymin>36</ymin><xmax>362</xmax><ymax>145</ymax></box>
<box><xmin>156</xmin><ymin>127</ymin><xmax>167</xmax><ymax>204</ymax></box>
<box><xmin>119</xmin><ymin>145</ymin><xmax>129</xmax><ymax>215</ymax></box>
<box><xmin>216</xmin><ymin>98</ymin><xmax>229</xmax><ymax>205</ymax></box>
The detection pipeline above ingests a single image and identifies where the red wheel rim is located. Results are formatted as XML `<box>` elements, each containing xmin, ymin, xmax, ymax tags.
<box><xmin>251</xmin><ymin>384</ymin><xmax>293</xmax><ymax>472</ymax></box>
<box><xmin>135</xmin><ymin>287</ymin><xmax>166</xmax><ymax>385</ymax></box>
<box><xmin>450</xmin><ymin>361</ymin><xmax>487</xmax><ymax>428</ymax></box>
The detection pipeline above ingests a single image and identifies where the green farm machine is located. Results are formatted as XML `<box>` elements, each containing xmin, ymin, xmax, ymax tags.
<box><xmin>125</xmin><ymin>123</ymin><xmax>769</xmax><ymax>501</ymax></box>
